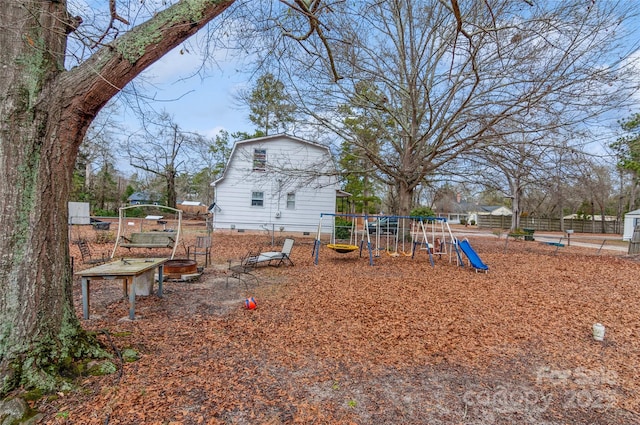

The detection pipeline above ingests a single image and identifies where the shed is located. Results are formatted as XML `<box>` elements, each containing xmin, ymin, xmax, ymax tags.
<box><xmin>623</xmin><ymin>209</ymin><xmax>640</xmax><ymax>241</ymax></box>
<box><xmin>178</xmin><ymin>200</ymin><xmax>208</xmax><ymax>216</ymax></box>
<box><xmin>68</xmin><ymin>202</ymin><xmax>90</xmax><ymax>225</ymax></box>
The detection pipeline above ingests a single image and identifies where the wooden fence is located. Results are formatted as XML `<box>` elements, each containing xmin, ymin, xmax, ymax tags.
<box><xmin>477</xmin><ymin>215</ymin><xmax>622</xmax><ymax>234</ymax></box>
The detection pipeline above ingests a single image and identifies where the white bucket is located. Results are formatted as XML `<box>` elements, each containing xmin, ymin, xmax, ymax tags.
<box><xmin>592</xmin><ymin>323</ymin><xmax>605</xmax><ymax>341</ymax></box>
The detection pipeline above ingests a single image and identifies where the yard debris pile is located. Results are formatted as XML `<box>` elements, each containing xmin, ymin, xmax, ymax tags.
<box><xmin>36</xmin><ymin>233</ymin><xmax>640</xmax><ymax>424</ymax></box>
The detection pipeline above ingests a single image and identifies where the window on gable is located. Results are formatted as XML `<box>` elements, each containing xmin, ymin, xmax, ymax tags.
<box><xmin>286</xmin><ymin>193</ymin><xmax>295</xmax><ymax>209</ymax></box>
<box><xmin>251</xmin><ymin>191</ymin><xmax>264</xmax><ymax>207</ymax></box>
<box><xmin>253</xmin><ymin>149</ymin><xmax>266</xmax><ymax>171</ymax></box>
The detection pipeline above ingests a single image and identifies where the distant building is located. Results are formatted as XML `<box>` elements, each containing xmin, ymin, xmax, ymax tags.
<box><xmin>563</xmin><ymin>214</ymin><xmax>617</xmax><ymax>221</ymax></box>
<box><xmin>623</xmin><ymin>209</ymin><xmax>640</xmax><ymax>241</ymax></box>
<box><xmin>127</xmin><ymin>191</ymin><xmax>160</xmax><ymax>205</ymax></box>
<box><xmin>180</xmin><ymin>201</ymin><xmax>205</xmax><ymax>207</ymax></box>
<box><xmin>467</xmin><ymin>205</ymin><xmax>512</xmax><ymax>224</ymax></box>
<box><xmin>177</xmin><ymin>200</ymin><xmax>207</xmax><ymax>216</ymax></box>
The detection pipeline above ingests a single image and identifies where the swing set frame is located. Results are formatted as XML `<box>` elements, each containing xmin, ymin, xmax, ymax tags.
<box><xmin>313</xmin><ymin>213</ymin><xmax>462</xmax><ymax>267</ymax></box>
<box><xmin>111</xmin><ymin>204</ymin><xmax>183</xmax><ymax>259</ymax></box>
<box><xmin>313</xmin><ymin>213</ymin><xmax>375</xmax><ymax>265</ymax></box>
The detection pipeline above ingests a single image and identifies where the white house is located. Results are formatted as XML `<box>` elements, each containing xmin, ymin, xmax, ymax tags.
<box><xmin>211</xmin><ymin>134</ymin><xmax>339</xmax><ymax>233</ymax></box>
<box><xmin>623</xmin><ymin>209</ymin><xmax>640</xmax><ymax>241</ymax></box>
<box><xmin>468</xmin><ymin>205</ymin><xmax>512</xmax><ymax>224</ymax></box>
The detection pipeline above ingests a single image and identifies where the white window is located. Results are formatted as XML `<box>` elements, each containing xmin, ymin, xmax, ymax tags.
<box><xmin>251</xmin><ymin>191</ymin><xmax>264</xmax><ymax>207</ymax></box>
<box><xmin>253</xmin><ymin>149</ymin><xmax>266</xmax><ymax>171</ymax></box>
<box><xmin>286</xmin><ymin>193</ymin><xmax>295</xmax><ymax>209</ymax></box>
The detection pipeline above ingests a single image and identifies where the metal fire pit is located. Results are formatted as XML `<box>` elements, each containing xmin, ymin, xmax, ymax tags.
<box><xmin>163</xmin><ymin>259</ymin><xmax>198</xmax><ymax>279</ymax></box>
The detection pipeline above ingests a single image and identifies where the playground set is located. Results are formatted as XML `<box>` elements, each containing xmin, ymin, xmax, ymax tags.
<box><xmin>312</xmin><ymin>213</ymin><xmax>489</xmax><ymax>272</ymax></box>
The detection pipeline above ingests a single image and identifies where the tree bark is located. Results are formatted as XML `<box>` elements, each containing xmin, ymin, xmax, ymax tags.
<box><xmin>0</xmin><ymin>0</ymin><xmax>234</xmax><ymax>395</ymax></box>
<box><xmin>397</xmin><ymin>180</ymin><xmax>413</xmax><ymax>217</ymax></box>
<box><xmin>629</xmin><ymin>178</ymin><xmax>638</xmax><ymax>212</ymax></box>
<box><xmin>167</xmin><ymin>167</ymin><xmax>178</xmax><ymax>209</ymax></box>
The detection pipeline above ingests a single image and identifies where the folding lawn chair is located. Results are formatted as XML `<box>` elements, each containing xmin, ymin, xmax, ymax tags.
<box><xmin>249</xmin><ymin>238</ymin><xmax>295</xmax><ymax>267</ymax></box>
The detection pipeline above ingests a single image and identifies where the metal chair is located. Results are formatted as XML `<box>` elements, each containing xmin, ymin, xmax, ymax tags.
<box><xmin>75</xmin><ymin>239</ymin><xmax>108</xmax><ymax>265</ymax></box>
<box><xmin>227</xmin><ymin>252</ymin><xmax>259</xmax><ymax>289</ymax></box>
<box><xmin>188</xmin><ymin>236</ymin><xmax>212</xmax><ymax>267</ymax></box>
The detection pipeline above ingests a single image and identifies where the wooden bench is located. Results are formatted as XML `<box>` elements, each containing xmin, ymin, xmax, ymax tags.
<box><xmin>504</xmin><ymin>232</ymin><xmax>529</xmax><ymax>253</ymax></box>
<box><xmin>119</xmin><ymin>232</ymin><xmax>176</xmax><ymax>249</ymax></box>
<box><xmin>543</xmin><ymin>241</ymin><xmax>565</xmax><ymax>247</ymax></box>
<box><xmin>540</xmin><ymin>236</ymin><xmax>565</xmax><ymax>255</ymax></box>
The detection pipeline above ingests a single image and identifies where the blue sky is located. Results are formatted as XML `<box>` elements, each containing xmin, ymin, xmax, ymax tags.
<box><xmin>121</xmin><ymin>43</ymin><xmax>256</xmax><ymax>138</ymax></box>
<box><xmin>69</xmin><ymin>0</ymin><xmax>256</xmax><ymax>139</ymax></box>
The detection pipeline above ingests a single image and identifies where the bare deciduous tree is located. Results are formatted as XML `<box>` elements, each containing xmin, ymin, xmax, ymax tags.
<box><xmin>253</xmin><ymin>0</ymin><xmax>639</xmax><ymax>216</ymax></box>
<box><xmin>574</xmin><ymin>158</ymin><xmax>617</xmax><ymax>233</ymax></box>
<box><xmin>125</xmin><ymin>111</ymin><xmax>205</xmax><ymax>208</ymax></box>
<box><xmin>472</xmin><ymin>132</ymin><xmax>552</xmax><ymax>230</ymax></box>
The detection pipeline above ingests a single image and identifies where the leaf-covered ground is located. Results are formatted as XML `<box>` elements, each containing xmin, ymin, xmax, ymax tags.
<box><xmin>35</xmin><ymin>229</ymin><xmax>640</xmax><ymax>424</ymax></box>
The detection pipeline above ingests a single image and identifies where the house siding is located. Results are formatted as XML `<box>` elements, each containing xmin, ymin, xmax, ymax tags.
<box><xmin>213</xmin><ymin>135</ymin><xmax>337</xmax><ymax>233</ymax></box>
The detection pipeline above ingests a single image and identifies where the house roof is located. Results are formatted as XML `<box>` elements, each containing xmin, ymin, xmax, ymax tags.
<box><xmin>128</xmin><ymin>191</ymin><xmax>150</xmax><ymax>201</ymax></box>
<box><xmin>478</xmin><ymin>205</ymin><xmax>504</xmax><ymax>213</ymax></box>
<box><xmin>234</xmin><ymin>133</ymin><xmax>329</xmax><ymax>150</ymax></box>
<box><xmin>455</xmin><ymin>202</ymin><xmax>476</xmax><ymax>213</ymax></box>
<box><xmin>468</xmin><ymin>205</ymin><xmax>513</xmax><ymax>216</ymax></box>
<box><xmin>454</xmin><ymin>203</ymin><xmax>512</xmax><ymax>215</ymax></box>
<box><xmin>211</xmin><ymin>133</ymin><xmax>333</xmax><ymax>186</ymax></box>
<box><xmin>128</xmin><ymin>191</ymin><xmax>163</xmax><ymax>203</ymax></box>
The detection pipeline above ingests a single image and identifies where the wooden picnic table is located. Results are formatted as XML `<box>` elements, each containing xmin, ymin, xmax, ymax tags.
<box><xmin>75</xmin><ymin>258</ymin><xmax>168</xmax><ymax>320</ymax></box>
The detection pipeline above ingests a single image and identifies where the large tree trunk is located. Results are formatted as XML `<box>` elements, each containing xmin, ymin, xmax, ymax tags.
<box><xmin>0</xmin><ymin>0</ymin><xmax>93</xmax><ymax>395</ymax></box>
<box><xmin>0</xmin><ymin>0</ymin><xmax>234</xmax><ymax>396</ymax></box>
<box><xmin>629</xmin><ymin>178</ymin><xmax>638</xmax><ymax>211</ymax></box>
<box><xmin>510</xmin><ymin>183</ymin><xmax>522</xmax><ymax>231</ymax></box>
<box><xmin>0</xmin><ymin>94</ymin><xmax>98</xmax><ymax>393</ymax></box>
<box><xmin>397</xmin><ymin>180</ymin><xmax>413</xmax><ymax>217</ymax></box>
<box><xmin>167</xmin><ymin>168</ymin><xmax>178</xmax><ymax>209</ymax></box>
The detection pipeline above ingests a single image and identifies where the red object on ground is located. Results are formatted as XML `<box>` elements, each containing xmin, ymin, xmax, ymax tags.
<box><xmin>244</xmin><ymin>297</ymin><xmax>257</xmax><ymax>310</ymax></box>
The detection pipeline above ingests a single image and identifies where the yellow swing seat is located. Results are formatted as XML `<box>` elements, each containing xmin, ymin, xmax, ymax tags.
<box><xmin>327</xmin><ymin>243</ymin><xmax>359</xmax><ymax>254</ymax></box>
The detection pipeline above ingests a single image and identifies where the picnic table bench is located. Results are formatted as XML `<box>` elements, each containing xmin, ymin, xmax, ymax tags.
<box><xmin>507</xmin><ymin>228</ymin><xmax>535</xmax><ymax>241</ymax></box>
<box><xmin>507</xmin><ymin>232</ymin><xmax>525</xmax><ymax>240</ymax></box>
<box><xmin>540</xmin><ymin>237</ymin><xmax>565</xmax><ymax>255</ymax></box>
<box><xmin>504</xmin><ymin>229</ymin><xmax>536</xmax><ymax>253</ymax></box>
<box><xmin>119</xmin><ymin>232</ymin><xmax>176</xmax><ymax>249</ymax></box>
<box><xmin>76</xmin><ymin>258</ymin><xmax>168</xmax><ymax>320</ymax></box>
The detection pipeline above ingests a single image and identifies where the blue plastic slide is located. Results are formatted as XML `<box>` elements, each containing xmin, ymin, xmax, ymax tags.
<box><xmin>458</xmin><ymin>239</ymin><xmax>489</xmax><ymax>272</ymax></box>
